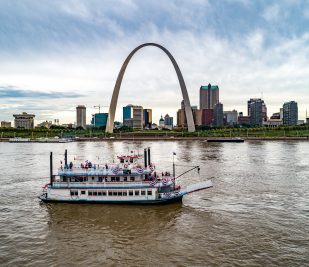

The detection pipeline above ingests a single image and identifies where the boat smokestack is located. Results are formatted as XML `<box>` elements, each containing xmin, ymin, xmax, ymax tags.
<box><xmin>64</xmin><ymin>149</ymin><xmax>68</xmax><ymax>166</ymax></box>
<box><xmin>144</xmin><ymin>148</ymin><xmax>147</xmax><ymax>168</ymax></box>
<box><xmin>147</xmin><ymin>147</ymin><xmax>151</xmax><ymax>166</ymax></box>
<box><xmin>50</xmin><ymin>152</ymin><xmax>53</xmax><ymax>186</ymax></box>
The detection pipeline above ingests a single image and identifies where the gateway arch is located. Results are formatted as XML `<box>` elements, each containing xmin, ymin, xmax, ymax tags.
<box><xmin>105</xmin><ymin>42</ymin><xmax>195</xmax><ymax>133</ymax></box>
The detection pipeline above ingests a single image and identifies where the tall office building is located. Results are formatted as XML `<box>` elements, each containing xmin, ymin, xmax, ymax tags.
<box><xmin>143</xmin><ymin>108</ymin><xmax>152</xmax><ymax>128</ymax></box>
<box><xmin>76</xmin><ymin>105</ymin><xmax>86</xmax><ymax>129</ymax></box>
<box><xmin>247</xmin><ymin>98</ymin><xmax>267</xmax><ymax>122</ymax></box>
<box><xmin>177</xmin><ymin>100</ymin><xmax>203</xmax><ymax>127</ymax></box>
<box><xmin>223</xmin><ymin>110</ymin><xmax>238</xmax><ymax>125</ymax></box>
<box><xmin>202</xmin><ymin>109</ymin><xmax>214</xmax><ymax>126</ymax></box>
<box><xmin>283</xmin><ymin>101</ymin><xmax>298</xmax><ymax>126</ymax></box>
<box><xmin>164</xmin><ymin>114</ymin><xmax>173</xmax><ymax>129</ymax></box>
<box><xmin>213</xmin><ymin>102</ymin><xmax>223</xmax><ymax>127</ymax></box>
<box><xmin>13</xmin><ymin>112</ymin><xmax>35</xmax><ymax>129</ymax></box>
<box><xmin>1</xmin><ymin>121</ymin><xmax>11</xmax><ymax>128</ymax></box>
<box><xmin>200</xmin><ymin>83</ymin><xmax>219</xmax><ymax>109</ymax></box>
<box><xmin>91</xmin><ymin>113</ymin><xmax>108</xmax><ymax>128</ymax></box>
<box><xmin>247</xmin><ymin>99</ymin><xmax>264</xmax><ymax>127</ymax></box>
<box><xmin>177</xmin><ymin>108</ymin><xmax>186</xmax><ymax>128</ymax></box>
<box><xmin>123</xmin><ymin>105</ymin><xmax>143</xmax><ymax>129</ymax></box>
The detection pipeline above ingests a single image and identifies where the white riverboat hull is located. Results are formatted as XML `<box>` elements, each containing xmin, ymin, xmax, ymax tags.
<box><xmin>39</xmin><ymin>180</ymin><xmax>213</xmax><ymax>205</ymax></box>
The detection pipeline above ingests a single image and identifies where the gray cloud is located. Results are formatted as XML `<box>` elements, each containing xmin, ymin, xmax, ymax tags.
<box><xmin>0</xmin><ymin>85</ymin><xmax>84</xmax><ymax>99</ymax></box>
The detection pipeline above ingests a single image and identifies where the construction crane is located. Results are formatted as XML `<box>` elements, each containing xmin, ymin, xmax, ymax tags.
<box><xmin>93</xmin><ymin>104</ymin><xmax>109</xmax><ymax>114</ymax></box>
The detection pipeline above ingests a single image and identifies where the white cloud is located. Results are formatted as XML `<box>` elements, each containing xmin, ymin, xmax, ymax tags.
<box><xmin>262</xmin><ymin>4</ymin><xmax>280</xmax><ymax>21</ymax></box>
<box><xmin>1</xmin><ymin>1</ymin><xmax>309</xmax><ymax>124</ymax></box>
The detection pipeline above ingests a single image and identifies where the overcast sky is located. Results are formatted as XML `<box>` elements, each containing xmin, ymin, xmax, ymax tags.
<box><xmin>1</xmin><ymin>0</ymin><xmax>309</xmax><ymax>124</ymax></box>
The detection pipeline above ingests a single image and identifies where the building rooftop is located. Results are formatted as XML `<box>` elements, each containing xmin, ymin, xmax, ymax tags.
<box><xmin>200</xmin><ymin>85</ymin><xmax>219</xmax><ymax>90</ymax></box>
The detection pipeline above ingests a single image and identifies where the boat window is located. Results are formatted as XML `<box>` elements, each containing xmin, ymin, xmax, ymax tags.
<box><xmin>83</xmin><ymin>177</ymin><xmax>88</xmax><ymax>182</ymax></box>
<box><xmin>130</xmin><ymin>158</ymin><xmax>133</xmax><ymax>163</ymax></box>
<box><xmin>117</xmin><ymin>191</ymin><xmax>122</xmax><ymax>196</ymax></box>
<box><xmin>102</xmin><ymin>191</ymin><xmax>106</xmax><ymax>196</ymax></box>
<box><xmin>120</xmin><ymin>158</ymin><xmax>124</xmax><ymax>163</ymax></box>
<box><xmin>81</xmin><ymin>191</ymin><xmax>86</xmax><ymax>195</ymax></box>
<box><xmin>141</xmin><ymin>190</ymin><xmax>146</xmax><ymax>196</ymax></box>
<box><xmin>147</xmin><ymin>190</ymin><xmax>152</xmax><ymax>196</ymax></box>
<box><xmin>135</xmin><ymin>190</ymin><xmax>140</xmax><ymax>196</ymax></box>
<box><xmin>93</xmin><ymin>191</ymin><xmax>98</xmax><ymax>196</ymax></box>
<box><xmin>116</xmin><ymin>177</ymin><xmax>120</xmax><ymax>182</ymax></box>
<box><xmin>108</xmin><ymin>191</ymin><xmax>112</xmax><ymax>196</ymax></box>
<box><xmin>70</xmin><ymin>191</ymin><xmax>78</xmax><ymax>196</ymax></box>
<box><xmin>88</xmin><ymin>191</ymin><xmax>93</xmax><ymax>196</ymax></box>
<box><xmin>111</xmin><ymin>177</ymin><xmax>115</xmax><ymax>182</ymax></box>
<box><xmin>123</xmin><ymin>177</ymin><xmax>127</xmax><ymax>182</ymax></box>
<box><xmin>130</xmin><ymin>176</ymin><xmax>135</xmax><ymax>181</ymax></box>
<box><xmin>97</xmin><ymin>191</ymin><xmax>102</xmax><ymax>196</ymax></box>
<box><xmin>112</xmin><ymin>191</ymin><xmax>117</xmax><ymax>196</ymax></box>
<box><xmin>129</xmin><ymin>190</ymin><xmax>133</xmax><ymax>196</ymax></box>
<box><xmin>92</xmin><ymin>177</ymin><xmax>95</xmax><ymax>181</ymax></box>
<box><xmin>123</xmin><ymin>191</ymin><xmax>127</xmax><ymax>196</ymax></box>
<box><xmin>98</xmin><ymin>177</ymin><xmax>103</xmax><ymax>182</ymax></box>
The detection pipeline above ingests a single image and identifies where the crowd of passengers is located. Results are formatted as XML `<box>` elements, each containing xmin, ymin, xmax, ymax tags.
<box><xmin>62</xmin><ymin>161</ymin><xmax>106</xmax><ymax>170</ymax></box>
<box><xmin>61</xmin><ymin>162</ymin><xmax>171</xmax><ymax>177</ymax></box>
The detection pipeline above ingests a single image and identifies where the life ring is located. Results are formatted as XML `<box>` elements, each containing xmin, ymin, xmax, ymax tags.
<box><xmin>124</xmin><ymin>164</ymin><xmax>128</xmax><ymax>168</ymax></box>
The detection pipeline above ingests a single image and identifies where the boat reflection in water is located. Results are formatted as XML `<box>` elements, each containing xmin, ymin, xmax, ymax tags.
<box><xmin>43</xmin><ymin>202</ymin><xmax>184</xmax><ymax>266</ymax></box>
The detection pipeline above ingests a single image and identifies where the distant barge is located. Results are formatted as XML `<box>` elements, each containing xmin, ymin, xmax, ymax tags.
<box><xmin>207</xmin><ymin>138</ymin><xmax>244</xmax><ymax>143</ymax></box>
<box><xmin>9</xmin><ymin>138</ymin><xmax>74</xmax><ymax>143</ymax></box>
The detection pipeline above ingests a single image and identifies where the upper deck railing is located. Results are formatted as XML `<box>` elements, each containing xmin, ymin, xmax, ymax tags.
<box><xmin>57</xmin><ymin>166</ymin><xmax>152</xmax><ymax>176</ymax></box>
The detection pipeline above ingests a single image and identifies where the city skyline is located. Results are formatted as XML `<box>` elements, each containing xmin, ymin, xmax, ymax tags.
<box><xmin>1</xmin><ymin>1</ymin><xmax>309</xmax><ymax>124</ymax></box>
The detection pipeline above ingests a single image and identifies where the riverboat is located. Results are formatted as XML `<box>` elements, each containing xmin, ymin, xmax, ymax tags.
<box><xmin>39</xmin><ymin>148</ymin><xmax>213</xmax><ymax>204</ymax></box>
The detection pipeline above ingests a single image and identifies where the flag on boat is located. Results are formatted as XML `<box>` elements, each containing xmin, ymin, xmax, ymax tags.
<box><xmin>165</xmin><ymin>192</ymin><xmax>171</xmax><ymax>198</ymax></box>
<box><xmin>112</xmin><ymin>167</ymin><xmax>120</xmax><ymax>174</ymax></box>
<box><xmin>149</xmin><ymin>176</ymin><xmax>157</xmax><ymax>186</ymax></box>
<box><xmin>136</xmin><ymin>167</ymin><xmax>144</xmax><ymax>174</ymax></box>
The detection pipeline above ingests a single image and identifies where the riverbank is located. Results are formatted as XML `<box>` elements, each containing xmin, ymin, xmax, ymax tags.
<box><xmin>1</xmin><ymin>136</ymin><xmax>309</xmax><ymax>142</ymax></box>
<box><xmin>1</xmin><ymin>125</ymin><xmax>309</xmax><ymax>141</ymax></box>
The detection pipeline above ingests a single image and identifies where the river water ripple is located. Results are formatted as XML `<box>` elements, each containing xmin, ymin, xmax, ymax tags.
<box><xmin>0</xmin><ymin>141</ymin><xmax>308</xmax><ymax>266</ymax></box>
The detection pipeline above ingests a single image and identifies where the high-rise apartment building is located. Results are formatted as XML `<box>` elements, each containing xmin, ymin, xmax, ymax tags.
<box><xmin>76</xmin><ymin>105</ymin><xmax>86</xmax><ymax>129</ymax></box>
<box><xmin>213</xmin><ymin>102</ymin><xmax>223</xmax><ymax>127</ymax></box>
<box><xmin>283</xmin><ymin>101</ymin><xmax>298</xmax><ymax>126</ymax></box>
<box><xmin>13</xmin><ymin>112</ymin><xmax>35</xmax><ymax>128</ymax></box>
<box><xmin>200</xmin><ymin>84</ymin><xmax>219</xmax><ymax>109</ymax></box>
<box><xmin>123</xmin><ymin>105</ymin><xmax>143</xmax><ymax>129</ymax></box>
